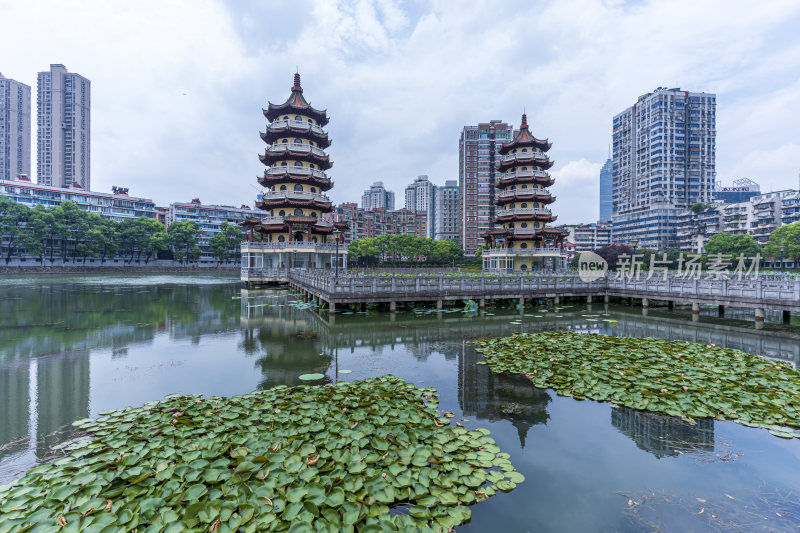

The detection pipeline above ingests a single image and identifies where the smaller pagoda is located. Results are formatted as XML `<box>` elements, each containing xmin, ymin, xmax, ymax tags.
<box><xmin>482</xmin><ymin>112</ymin><xmax>567</xmax><ymax>272</ymax></box>
<box><xmin>240</xmin><ymin>73</ymin><xmax>348</xmax><ymax>283</ymax></box>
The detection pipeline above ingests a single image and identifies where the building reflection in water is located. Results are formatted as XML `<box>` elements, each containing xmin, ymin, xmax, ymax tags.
<box><xmin>458</xmin><ymin>341</ymin><xmax>550</xmax><ymax>448</ymax></box>
<box><xmin>611</xmin><ymin>406</ymin><xmax>714</xmax><ymax>458</ymax></box>
<box><xmin>240</xmin><ymin>291</ymin><xmax>332</xmax><ymax>388</ymax></box>
<box><xmin>35</xmin><ymin>351</ymin><xmax>90</xmax><ymax>457</ymax></box>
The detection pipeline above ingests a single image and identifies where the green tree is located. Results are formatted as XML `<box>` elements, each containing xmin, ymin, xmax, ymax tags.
<box><xmin>0</xmin><ymin>197</ymin><xmax>29</xmax><ymax>263</ymax></box>
<box><xmin>168</xmin><ymin>220</ymin><xmax>201</xmax><ymax>264</ymax></box>
<box><xmin>704</xmin><ymin>233</ymin><xmax>761</xmax><ymax>259</ymax></box>
<box><xmin>209</xmin><ymin>232</ymin><xmax>229</xmax><ymax>264</ymax></box>
<box><xmin>764</xmin><ymin>222</ymin><xmax>800</xmax><ymax>266</ymax></box>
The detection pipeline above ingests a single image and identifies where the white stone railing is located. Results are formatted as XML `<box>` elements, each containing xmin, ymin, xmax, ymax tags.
<box><xmin>483</xmin><ymin>247</ymin><xmax>564</xmax><ymax>256</ymax></box>
<box><xmin>497</xmin><ymin>188</ymin><xmax>551</xmax><ymax>200</ymax></box>
<box><xmin>500</xmin><ymin>152</ymin><xmax>549</xmax><ymax>164</ymax></box>
<box><xmin>242</xmin><ymin>241</ymin><xmax>342</xmax><ymax>252</ymax></box>
<box><xmin>496</xmin><ymin>207</ymin><xmax>552</xmax><ymax>217</ymax></box>
<box><xmin>261</xmin><ymin>191</ymin><xmax>331</xmax><ymax>203</ymax></box>
<box><xmin>265</xmin><ymin>143</ymin><xmax>327</xmax><ymax>157</ymax></box>
<box><xmin>500</xmin><ymin>169</ymin><xmax>551</xmax><ymax>180</ymax></box>
<box><xmin>266</xmin><ymin>120</ymin><xmax>326</xmax><ymax>136</ymax></box>
<box><xmin>264</xmin><ymin>167</ymin><xmax>330</xmax><ymax>180</ymax></box>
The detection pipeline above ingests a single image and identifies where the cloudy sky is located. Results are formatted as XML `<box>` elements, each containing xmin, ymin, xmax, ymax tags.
<box><xmin>2</xmin><ymin>0</ymin><xmax>799</xmax><ymax>224</ymax></box>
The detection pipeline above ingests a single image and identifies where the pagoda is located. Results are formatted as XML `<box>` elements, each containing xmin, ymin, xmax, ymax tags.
<box><xmin>241</xmin><ymin>73</ymin><xmax>348</xmax><ymax>282</ymax></box>
<box><xmin>482</xmin><ymin>113</ymin><xmax>567</xmax><ymax>272</ymax></box>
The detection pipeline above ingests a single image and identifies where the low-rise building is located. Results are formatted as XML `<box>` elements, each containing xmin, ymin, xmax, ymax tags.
<box><xmin>331</xmin><ymin>202</ymin><xmax>427</xmax><ymax>243</ymax></box>
<box><xmin>434</xmin><ymin>180</ymin><xmax>459</xmax><ymax>242</ymax></box>
<box><xmin>566</xmin><ymin>224</ymin><xmax>612</xmax><ymax>252</ymax></box>
<box><xmin>676</xmin><ymin>189</ymin><xmax>799</xmax><ymax>252</ymax></box>
<box><xmin>0</xmin><ymin>177</ymin><xmax>155</xmax><ymax>221</ymax></box>
<box><xmin>170</xmin><ymin>199</ymin><xmax>254</xmax><ymax>260</ymax></box>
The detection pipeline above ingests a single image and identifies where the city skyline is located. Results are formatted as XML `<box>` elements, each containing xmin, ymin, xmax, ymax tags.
<box><xmin>2</xmin><ymin>0</ymin><xmax>799</xmax><ymax>224</ymax></box>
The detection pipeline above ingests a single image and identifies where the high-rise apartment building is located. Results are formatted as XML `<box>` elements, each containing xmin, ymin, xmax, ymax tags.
<box><xmin>404</xmin><ymin>175</ymin><xmax>436</xmax><ymax>238</ymax></box>
<box><xmin>599</xmin><ymin>158</ymin><xmax>612</xmax><ymax>223</ymax></box>
<box><xmin>361</xmin><ymin>181</ymin><xmax>395</xmax><ymax>210</ymax></box>
<box><xmin>434</xmin><ymin>180</ymin><xmax>459</xmax><ymax>241</ymax></box>
<box><xmin>459</xmin><ymin>120</ymin><xmax>513</xmax><ymax>254</ymax></box>
<box><xmin>0</xmin><ymin>73</ymin><xmax>31</xmax><ymax>181</ymax></box>
<box><xmin>612</xmin><ymin>87</ymin><xmax>716</xmax><ymax>250</ymax></box>
<box><xmin>37</xmin><ymin>64</ymin><xmax>91</xmax><ymax>190</ymax></box>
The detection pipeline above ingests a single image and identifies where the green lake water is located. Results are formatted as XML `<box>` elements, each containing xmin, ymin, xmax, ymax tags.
<box><xmin>1</xmin><ymin>273</ymin><xmax>800</xmax><ymax>531</ymax></box>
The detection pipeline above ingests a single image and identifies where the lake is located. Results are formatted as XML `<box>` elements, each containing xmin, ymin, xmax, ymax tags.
<box><xmin>1</xmin><ymin>273</ymin><xmax>799</xmax><ymax>531</ymax></box>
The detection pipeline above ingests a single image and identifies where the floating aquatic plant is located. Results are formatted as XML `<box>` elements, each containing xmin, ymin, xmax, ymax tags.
<box><xmin>474</xmin><ymin>332</ymin><xmax>800</xmax><ymax>439</ymax></box>
<box><xmin>0</xmin><ymin>376</ymin><xmax>521</xmax><ymax>531</ymax></box>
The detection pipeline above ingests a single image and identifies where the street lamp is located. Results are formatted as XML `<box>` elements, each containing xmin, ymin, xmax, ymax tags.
<box><xmin>779</xmin><ymin>245</ymin><xmax>786</xmax><ymax>272</ymax></box>
<box><xmin>630</xmin><ymin>240</ymin><xmax>638</xmax><ymax>253</ymax></box>
<box><xmin>333</xmin><ymin>229</ymin><xmax>342</xmax><ymax>278</ymax></box>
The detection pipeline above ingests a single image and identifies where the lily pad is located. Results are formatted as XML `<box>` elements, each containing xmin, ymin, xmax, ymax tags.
<box><xmin>298</xmin><ymin>373</ymin><xmax>325</xmax><ymax>381</ymax></box>
<box><xmin>0</xmin><ymin>376</ymin><xmax>520</xmax><ymax>531</ymax></box>
<box><xmin>475</xmin><ymin>332</ymin><xmax>800</xmax><ymax>439</ymax></box>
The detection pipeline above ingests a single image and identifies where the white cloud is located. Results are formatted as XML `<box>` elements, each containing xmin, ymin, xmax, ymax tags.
<box><xmin>1</xmin><ymin>0</ymin><xmax>799</xmax><ymax>225</ymax></box>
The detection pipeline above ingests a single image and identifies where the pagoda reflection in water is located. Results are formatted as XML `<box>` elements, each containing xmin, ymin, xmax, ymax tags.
<box><xmin>611</xmin><ymin>406</ymin><xmax>714</xmax><ymax>458</ymax></box>
<box><xmin>458</xmin><ymin>341</ymin><xmax>550</xmax><ymax>448</ymax></box>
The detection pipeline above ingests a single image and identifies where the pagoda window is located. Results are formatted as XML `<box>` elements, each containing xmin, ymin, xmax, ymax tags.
<box><xmin>520</xmin><ymin>264</ymin><xmax>528</xmax><ymax>271</ymax></box>
<box><xmin>278</xmin><ymin>235</ymin><xmax>285</xmax><ymax>242</ymax></box>
<box><xmin>280</xmin><ymin>185</ymin><xmax>287</xmax><ymax>191</ymax></box>
<box><xmin>295</xmin><ymin>138</ymin><xmax>303</xmax><ymax>144</ymax></box>
<box><xmin>279</xmin><ymin>210</ymin><xmax>286</xmax><ymax>216</ymax></box>
<box><xmin>281</xmin><ymin>162</ymin><xmax>288</xmax><ymax>166</ymax></box>
<box><xmin>311</xmin><ymin>212</ymin><xmax>317</xmax><ymax>218</ymax></box>
<box><xmin>295</xmin><ymin>116</ymin><xmax>302</xmax><ymax>121</ymax></box>
<box><xmin>309</xmin><ymin>164</ymin><xmax>315</xmax><ymax>169</ymax></box>
<box><xmin>535</xmin><ymin>222</ymin><xmax>540</xmax><ymax>228</ymax></box>
<box><xmin>521</xmin><ymin>148</ymin><xmax>528</xmax><ymax>153</ymax></box>
<box><xmin>521</xmin><ymin>203</ymin><xmax>528</xmax><ymax>208</ymax></box>
<box><xmin>310</xmin><ymin>187</ymin><xmax>316</xmax><ymax>193</ymax></box>
<box><xmin>294</xmin><ymin>208</ymin><xmax>303</xmax><ymax>216</ymax></box>
<box><xmin>522</xmin><ymin>185</ymin><xmax>527</xmax><ymax>189</ymax></box>
<box><xmin>294</xmin><ymin>184</ymin><xmax>303</xmax><ymax>192</ymax></box>
<box><xmin>307</xmin><ymin>119</ymin><xmax>312</xmax><ymax>124</ymax></box>
<box><xmin>312</xmin><ymin>237</ymin><xmax>318</xmax><ymax>243</ymax></box>
<box><xmin>521</xmin><ymin>222</ymin><xmax>528</xmax><ymax>228</ymax></box>
<box><xmin>282</xmin><ymin>139</ymin><xmax>288</xmax><ymax>143</ymax></box>
<box><xmin>509</xmin><ymin>222</ymin><xmax>515</xmax><ymax>228</ymax></box>
<box><xmin>295</xmin><ymin>162</ymin><xmax>303</xmax><ymax>167</ymax></box>
<box><xmin>521</xmin><ymin>167</ymin><xmax>527</xmax><ymax>170</ymax></box>
<box><xmin>520</xmin><ymin>243</ymin><xmax>528</xmax><ymax>249</ymax></box>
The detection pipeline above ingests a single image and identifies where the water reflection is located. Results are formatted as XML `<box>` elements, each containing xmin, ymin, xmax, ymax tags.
<box><xmin>611</xmin><ymin>406</ymin><xmax>714</xmax><ymax>459</ymax></box>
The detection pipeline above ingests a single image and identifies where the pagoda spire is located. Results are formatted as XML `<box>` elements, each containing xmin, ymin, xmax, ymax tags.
<box><xmin>292</xmin><ymin>72</ymin><xmax>303</xmax><ymax>93</ymax></box>
<box><xmin>520</xmin><ymin>112</ymin><xmax>528</xmax><ymax>130</ymax></box>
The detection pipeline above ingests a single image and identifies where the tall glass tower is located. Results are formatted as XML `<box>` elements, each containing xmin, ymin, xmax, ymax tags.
<box><xmin>599</xmin><ymin>158</ymin><xmax>612</xmax><ymax>223</ymax></box>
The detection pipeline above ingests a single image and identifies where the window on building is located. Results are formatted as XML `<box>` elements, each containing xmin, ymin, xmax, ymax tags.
<box><xmin>294</xmin><ymin>208</ymin><xmax>303</xmax><ymax>216</ymax></box>
<box><xmin>280</xmin><ymin>185</ymin><xmax>287</xmax><ymax>191</ymax></box>
<box><xmin>294</xmin><ymin>184</ymin><xmax>303</xmax><ymax>192</ymax></box>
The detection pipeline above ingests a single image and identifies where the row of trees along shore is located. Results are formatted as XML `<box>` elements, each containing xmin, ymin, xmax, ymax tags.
<box><xmin>347</xmin><ymin>235</ymin><xmax>467</xmax><ymax>267</ymax></box>
<box><xmin>0</xmin><ymin>198</ymin><xmax>242</xmax><ymax>264</ymax></box>
<box><xmin>574</xmin><ymin>228</ymin><xmax>800</xmax><ymax>271</ymax></box>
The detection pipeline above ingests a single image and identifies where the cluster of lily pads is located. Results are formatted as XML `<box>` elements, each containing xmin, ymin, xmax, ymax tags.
<box><xmin>474</xmin><ymin>332</ymin><xmax>800</xmax><ymax>438</ymax></box>
<box><xmin>0</xmin><ymin>376</ymin><xmax>521</xmax><ymax>532</ymax></box>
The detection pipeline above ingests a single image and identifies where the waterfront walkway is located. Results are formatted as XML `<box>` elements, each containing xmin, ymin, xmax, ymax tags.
<box><xmin>243</xmin><ymin>269</ymin><xmax>800</xmax><ymax>322</ymax></box>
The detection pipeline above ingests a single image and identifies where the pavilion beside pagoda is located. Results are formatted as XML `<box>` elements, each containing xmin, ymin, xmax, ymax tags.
<box><xmin>240</xmin><ymin>73</ymin><xmax>348</xmax><ymax>283</ymax></box>
<box><xmin>482</xmin><ymin>113</ymin><xmax>567</xmax><ymax>272</ymax></box>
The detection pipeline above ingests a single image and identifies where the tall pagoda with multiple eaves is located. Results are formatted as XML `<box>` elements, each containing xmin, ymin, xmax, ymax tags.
<box><xmin>482</xmin><ymin>113</ymin><xmax>567</xmax><ymax>272</ymax></box>
<box><xmin>241</xmin><ymin>73</ymin><xmax>347</xmax><ymax>282</ymax></box>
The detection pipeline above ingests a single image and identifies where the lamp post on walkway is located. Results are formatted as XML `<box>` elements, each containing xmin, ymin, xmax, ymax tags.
<box><xmin>780</xmin><ymin>245</ymin><xmax>786</xmax><ymax>273</ymax></box>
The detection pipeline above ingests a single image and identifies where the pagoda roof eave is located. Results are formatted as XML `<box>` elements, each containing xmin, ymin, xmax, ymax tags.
<box><xmin>264</xmin><ymin>102</ymin><xmax>329</xmax><ymax>126</ymax></box>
